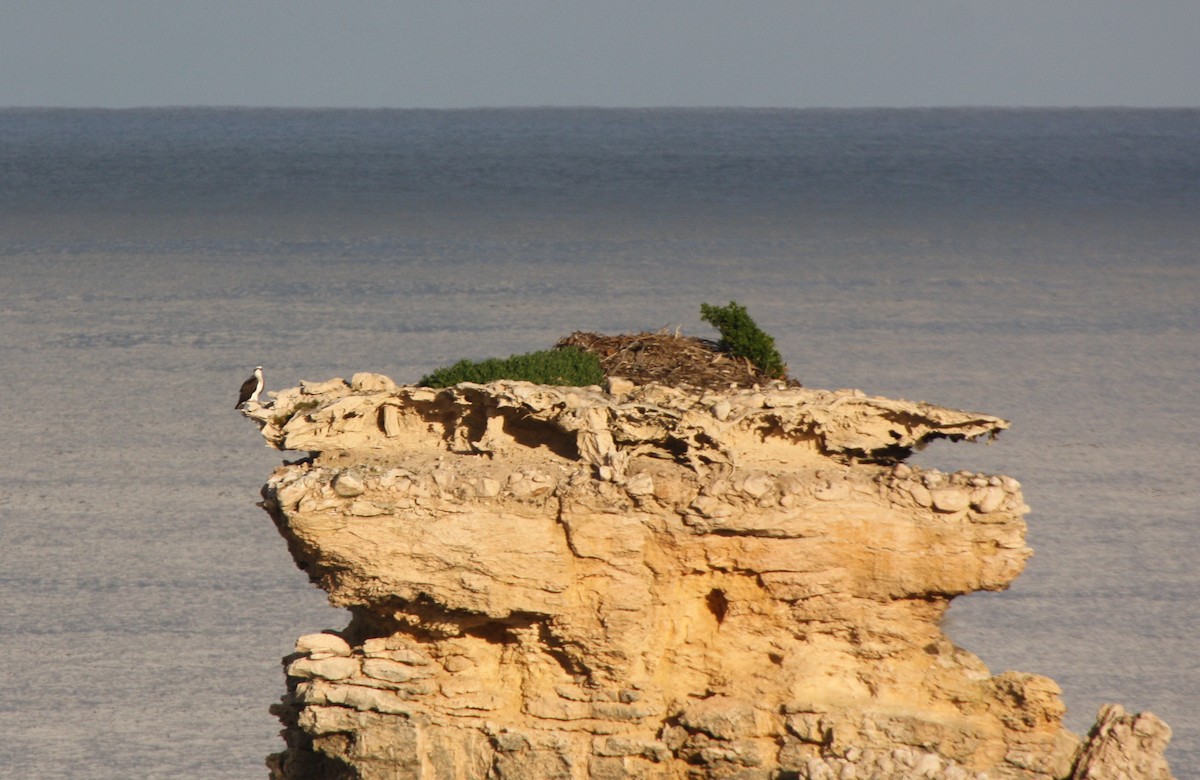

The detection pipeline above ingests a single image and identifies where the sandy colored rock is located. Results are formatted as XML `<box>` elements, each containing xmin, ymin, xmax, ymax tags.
<box><xmin>295</xmin><ymin>633</ymin><xmax>352</xmax><ymax>658</ymax></box>
<box><xmin>286</xmin><ymin>655</ymin><xmax>360</xmax><ymax>682</ymax></box>
<box><xmin>1071</xmin><ymin>704</ymin><xmax>1174</xmax><ymax>780</ymax></box>
<box><xmin>243</xmin><ymin>378</ymin><xmax>1175</xmax><ymax>780</ymax></box>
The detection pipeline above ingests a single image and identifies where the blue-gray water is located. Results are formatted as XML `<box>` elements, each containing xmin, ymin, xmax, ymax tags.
<box><xmin>1</xmin><ymin>108</ymin><xmax>1196</xmax><ymax>778</ymax></box>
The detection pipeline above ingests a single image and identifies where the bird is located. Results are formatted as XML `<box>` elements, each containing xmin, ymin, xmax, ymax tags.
<box><xmin>236</xmin><ymin>366</ymin><xmax>264</xmax><ymax>408</ymax></box>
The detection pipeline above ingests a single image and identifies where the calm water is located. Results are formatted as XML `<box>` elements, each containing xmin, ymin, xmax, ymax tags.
<box><xmin>1</xmin><ymin>108</ymin><xmax>1197</xmax><ymax>778</ymax></box>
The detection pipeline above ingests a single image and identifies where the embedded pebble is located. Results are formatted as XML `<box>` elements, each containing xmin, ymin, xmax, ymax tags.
<box><xmin>922</xmin><ymin>472</ymin><xmax>945</xmax><ymax>488</ymax></box>
<box><xmin>625</xmin><ymin>472</ymin><xmax>655</xmax><ymax>496</ymax></box>
<box><xmin>931</xmin><ymin>487</ymin><xmax>971</xmax><ymax>513</ymax></box>
<box><xmin>912</xmin><ymin>752</ymin><xmax>943</xmax><ymax>776</ymax></box>
<box><xmin>333</xmin><ymin>472</ymin><xmax>365</xmax><ymax>497</ymax></box>
<box><xmin>475</xmin><ymin>477</ymin><xmax>501</xmax><ymax>498</ymax></box>
<box><xmin>276</xmin><ymin>479</ymin><xmax>309</xmax><ymax>508</ymax></box>
<box><xmin>297</xmin><ymin>495</ymin><xmax>345</xmax><ymax>513</ymax></box>
<box><xmin>691</xmin><ymin>495</ymin><xmax>731</xmax><ymax>519</ymax></box>
<box><xmin>508</xmin><ymin>476</ymin><xmax>535</xmax><ymax>497</ymax></box>
<box><xmin>972</xmin><ymin>486</ymin><xmax>1005</xmax><ymax>514</ymax></box>
<box><xmin>909</xmin><ymin>483</ymin><xmax>933</xmax><ymax>508</ymax></box>
<box><xmin>740</xmin><ymin>473</ymin><xmax>775</xmax><ymax>498</ymax></box>
<box><xmin>347</xmin><ymin>500</ymin><xmax>387</xmax><ymax>517</ymax></box>
<box><xmin>711</xmin><ymin>400</ymin><xmax>733</xmax><ymax>421</ymax></box>
<box><xmin>443</xmin><ymin>655</ymin><xmax>474</xmax><ymax>673</ymax></box>
<box><xmin>814</xmin><ymin>480</ymin><xmax>850</xmax><ymax>502</ymax></box>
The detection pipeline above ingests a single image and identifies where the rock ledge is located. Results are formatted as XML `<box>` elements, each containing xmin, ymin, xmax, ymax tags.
<box><xmin>243</xmin><ymin>375</ymin><xmax>1174</xmax><ymax>780</ymax></box>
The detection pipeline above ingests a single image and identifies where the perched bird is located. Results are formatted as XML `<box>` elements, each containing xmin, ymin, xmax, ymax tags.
<box><xmin>236</xmin><ymin>366</ymin><xmax>264</xmax><ymax>408</ymax></box>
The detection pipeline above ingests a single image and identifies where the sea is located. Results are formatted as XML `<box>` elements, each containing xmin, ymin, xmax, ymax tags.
<box><xmin>0</xmin><ymin>107</ymin><xmax>1196</xmax><ymax>778</ymax></box>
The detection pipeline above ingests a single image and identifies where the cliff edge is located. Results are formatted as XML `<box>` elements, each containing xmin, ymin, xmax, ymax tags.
<box><xmin>242</xmin><ymin>374</ymin><xmax>1174</xmax><ymax>779</ymax></box>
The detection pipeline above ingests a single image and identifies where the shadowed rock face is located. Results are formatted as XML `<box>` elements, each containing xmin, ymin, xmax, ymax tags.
<box><xmin>243</xmin><ymin>374</ymin><xmax>1174</xmax><ymax>780</ymax></box>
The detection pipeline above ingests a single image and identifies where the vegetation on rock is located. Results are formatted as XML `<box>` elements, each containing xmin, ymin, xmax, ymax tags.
<box><xmin>699</xmin><ymin>300</ymin><xmax>787</xmax><ymax>379</ymax></box>
<box><xmin>416</xmin><ymin>302</ymin><xmax>790</xmax><ymax>390</ymax></box>
<box><xmin>418</xmin><ymin>347</ymin><xmax>604</xmax><ymax>388</ymax></box>
<box><xmin>557</xmin><ymin>329</ymin><xmax>789</xmax><ymax>391</ymax></box>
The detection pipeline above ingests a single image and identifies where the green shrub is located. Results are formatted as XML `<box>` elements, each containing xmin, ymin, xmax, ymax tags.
<box><xmin>419</xmin><ymin>347</ymin><xmax>604</xmax><ymax>388</ymax></box>
<box><xmin>700</xmin><ymin>301</ymin><xmax>787</xmax><ymax>379</ymax></box>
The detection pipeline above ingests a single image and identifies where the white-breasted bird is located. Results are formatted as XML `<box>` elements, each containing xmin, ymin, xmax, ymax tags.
<box><xmin>236</xmin><ymin>366</ymin><xmax>264</xmax><ymax>408</ymax></box>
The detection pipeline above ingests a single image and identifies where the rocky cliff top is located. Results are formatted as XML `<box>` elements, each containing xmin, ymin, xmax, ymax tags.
<box><xmin>242</xmin><ymin>374</ymin><xmax>1174</xmax><ymax>780</ymax></box>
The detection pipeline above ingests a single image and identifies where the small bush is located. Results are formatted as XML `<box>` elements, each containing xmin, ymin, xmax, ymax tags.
<box><xmin>419</xmin><ymin>347</ymin><xmax>604</xmax><ymax>388</ymax></box>
<box><xmin>700</xmin><ymin>301</ymin><xmax>787</xmax><ymax>379</ymax></box>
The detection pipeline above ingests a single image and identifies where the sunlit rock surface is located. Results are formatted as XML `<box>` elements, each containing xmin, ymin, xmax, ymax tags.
<box><xmin>242</xmin><ymin>374</ymin><xmax>1174</xmax><ymax>779</ymax></box>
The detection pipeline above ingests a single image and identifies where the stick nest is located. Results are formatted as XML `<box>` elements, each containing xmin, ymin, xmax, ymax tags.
<box><xmin>556</xmin><ymin>330</ymin><xmax>799</xmax><ymax>392</ymax></box>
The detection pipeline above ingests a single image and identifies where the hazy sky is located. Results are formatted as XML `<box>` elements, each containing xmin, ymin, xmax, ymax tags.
<box><xmin>3</xmin><ymin>1</ymin><xmax>1198</xmax><ymax>108</ymax></box>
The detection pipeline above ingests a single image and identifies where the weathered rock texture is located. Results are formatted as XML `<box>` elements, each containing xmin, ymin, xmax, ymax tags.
<box><xmin>243</xmin><ymin>373</ymin><xmax>1175</xmax><ymax>779</ymax></box>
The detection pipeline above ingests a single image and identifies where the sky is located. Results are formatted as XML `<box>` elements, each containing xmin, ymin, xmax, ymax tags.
<box><xmin>2</xmin><ymin>1</ymin><xmax>1198</xmax><ymax>109</ymax></box>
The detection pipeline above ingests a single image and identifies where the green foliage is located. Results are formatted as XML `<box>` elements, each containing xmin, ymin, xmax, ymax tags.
<box><xmin>700</xmin><ymin>301</ymin><xmax>787</xmax><ymax>379</ymax></box>
<box><xmin>419</xmin><ymin>347</ymin><xmax>604</xmax><ymax>388</ymax></box>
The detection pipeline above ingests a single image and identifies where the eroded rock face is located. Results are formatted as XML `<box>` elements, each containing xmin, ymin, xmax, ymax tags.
<box><xmin>243</xmin><ymin>374</ymin><xmax>1174</xmax><ymax>779</ymax></box>
<box><xmin>1070</xmin><ymin>705</ymin><xmax>1174</xmax><ymax>780</ymax></box>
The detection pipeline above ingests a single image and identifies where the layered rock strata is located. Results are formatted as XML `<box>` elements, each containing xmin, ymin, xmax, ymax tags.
<box><xmin>243</xmin><ymin>373</ymin><xmax>1174</xmax><ymax>779</ymax></box>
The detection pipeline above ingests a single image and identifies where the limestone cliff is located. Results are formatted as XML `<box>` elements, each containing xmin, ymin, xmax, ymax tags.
<box><xmin>242</xmin><ymin>374</ymin><xmax>1174</xmax><ymax>780</ymax></box>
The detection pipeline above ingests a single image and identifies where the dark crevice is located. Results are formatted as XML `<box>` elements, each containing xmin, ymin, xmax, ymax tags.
<box><xmin>500</xmin><ymin>411</ymin><xmax>579</xmax><ymax>460</ymax></box>
<box><xmin>705</xmin><ymin>527</ymin><xmax>803</xmax><ymax>539</ymax></box>
<box><xmin>536</xmin><ymin>620</ymin><xmax>589</xmax><ymax>679</ymax></box>
<box><xmin>706</xmin><ymin>588</ymin><xmax>729</xmax><ymax>624</ymax></box>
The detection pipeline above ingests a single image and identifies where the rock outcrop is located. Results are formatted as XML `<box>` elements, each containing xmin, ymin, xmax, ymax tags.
<box><xmin>242</xmin><ymin>373</ymin><xmax>1175</xmax><ymax>779</ymax></box>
